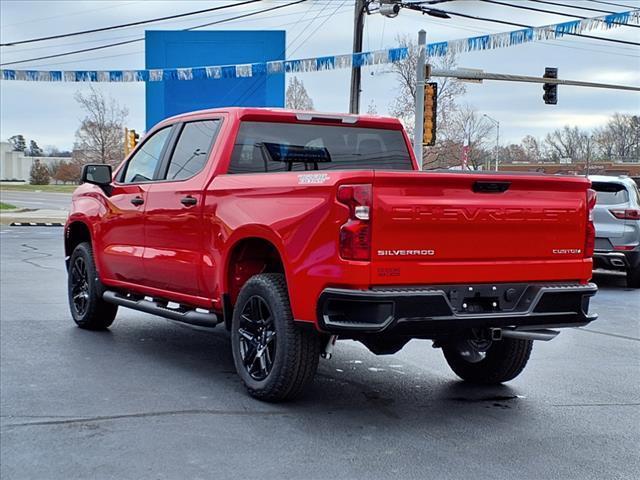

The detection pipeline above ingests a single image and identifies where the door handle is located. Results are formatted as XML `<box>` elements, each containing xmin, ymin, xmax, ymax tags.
<box><xmin>180</xmin><ymin>196</ymin><xmax>197</xmax><ymax>206</ymax></box>
<box><xmin>130</xmin><ymin>196</ymin><xmax>144</xmax><ymax>206</ymax></box>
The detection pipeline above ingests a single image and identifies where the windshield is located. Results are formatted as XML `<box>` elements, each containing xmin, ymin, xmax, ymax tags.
<box><xmin>228</xmin><ymin>121</ymin><xmax>413</xmax><ymax>174</ymax></box>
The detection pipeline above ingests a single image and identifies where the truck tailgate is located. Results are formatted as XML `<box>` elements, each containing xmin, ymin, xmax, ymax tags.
<box><xmin>371</xmin><ymin>171</ymin><xmax>592</xmax><ymax>285</ymax></box>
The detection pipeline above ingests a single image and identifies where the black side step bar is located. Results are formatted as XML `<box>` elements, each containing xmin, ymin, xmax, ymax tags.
<box><xmin>103</xmin><ymin>291</ymin><xmax>220</xmax><ymax>328</ymax></box>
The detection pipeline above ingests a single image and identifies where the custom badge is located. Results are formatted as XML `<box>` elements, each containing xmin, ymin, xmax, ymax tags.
<box><xmin>298</xmin><ymin>173</ymin><xmax>330</xmax><ymax>184</ymax></box>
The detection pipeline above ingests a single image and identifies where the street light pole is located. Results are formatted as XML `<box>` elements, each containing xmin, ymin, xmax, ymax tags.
<box><xmin>413</xmin><ymin>29</ymin><xmax>427</xmax><ymax>168</ymax></box>
<box><xmin>483</xmin><ymin>114</ymin><xmax>500</xmax><ymax>171</ymax></box>
<box><xmin>349</xmin><ymin>0</ymin><xmax>367</xmax><ymax>114</ymax></box>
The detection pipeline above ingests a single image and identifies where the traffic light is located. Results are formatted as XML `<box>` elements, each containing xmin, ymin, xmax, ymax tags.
<box><xmin>128</xmin><ymin>129</ymin><xmax>140</xmax><ymax>150</ymax></box>
<box><xmin>124</xmin><ymin>128</ymin><xmax>140</xmax><ymax>155</ymax></box>
<box><xmin>423</xmin><ymin>82</ymin><xmax>438</xmax><ymax>146</ymax></box>
<box><xmin>543</xmin><ymin>67</ymin><xmax>558</xmax><ymax>105</ymax></box>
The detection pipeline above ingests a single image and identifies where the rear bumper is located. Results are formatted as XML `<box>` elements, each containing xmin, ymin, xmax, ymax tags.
<box><xmin>317</xmin><ymin>282</ymin><xmax>597</xmax><ymax>336</ymax></box>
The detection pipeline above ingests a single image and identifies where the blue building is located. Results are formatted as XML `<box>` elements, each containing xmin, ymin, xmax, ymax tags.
<box><xmin>145</xmin><ymin>30</ymin><xmax>286</xmax><ymax>130</ymax></box>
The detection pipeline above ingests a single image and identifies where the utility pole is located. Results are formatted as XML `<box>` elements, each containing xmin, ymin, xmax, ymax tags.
<box><xmin>349</xmin><ymin>0</ymin><xmax>367</xmax><ymax>114</ymax></box>
<box><xmin>413</xmin><ymin>29</ymin><xmax>426</xmax><ymax>168</ymax></box>
<box><xmin>483</xmin><ymin>114</ymin><xmax>500</xmax><ymax>171</ymax></box>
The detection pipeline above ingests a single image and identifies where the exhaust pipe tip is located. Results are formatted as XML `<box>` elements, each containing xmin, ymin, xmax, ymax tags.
<box><xmin>501</xmin><ymin>329</ymin><xmax>560</xmax><ymax>342</ymax></box>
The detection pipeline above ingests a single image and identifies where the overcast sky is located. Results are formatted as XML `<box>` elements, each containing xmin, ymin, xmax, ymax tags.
<box><xmin>1</xmin><ymin>0</ymin><xmax>639</xmax><ymax>151</ymax></box>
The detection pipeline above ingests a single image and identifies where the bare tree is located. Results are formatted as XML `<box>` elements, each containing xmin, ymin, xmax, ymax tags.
<box><xmin>448</xmin><ymin>104</ymin><xmax>493</xmax><ymax>169</ymax></box>
<box><xmin>366</xmin><ymin>99</ymin><xmax>378</xmax><ymax>115</ymax></box>
<box><xmin>593</xmin><ymin>113</ymin><xmax>640</xmax><ymax>162</ymax></box>
<box><xmin>389</xmin><ymin>34</ymin><xmax>466</xmax><ymax>139</ymax></box>
<box><xmin>521</xmin><ymin>135</ymin><xmax>543</xmax><ymax>162</ymax></box>
<box><xmin>73</xmin><ymin>86</ymin><xmax>128</xmax><ymax>165</ymax></box>
<box><xmin>544</xmin><ymin>126</ymin><xmax>593</xmax><ymax>163</ymax></box>
<box><xmin>285</xmin><ymin>76</ymin><xmax>314</xmax><ymax>110</ymax></box>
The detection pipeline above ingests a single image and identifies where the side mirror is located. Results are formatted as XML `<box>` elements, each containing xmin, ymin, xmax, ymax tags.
<box><xmin>81</xmin><ymin>164</ymin><xmax>112</xmax><ymax>186</ymax></box>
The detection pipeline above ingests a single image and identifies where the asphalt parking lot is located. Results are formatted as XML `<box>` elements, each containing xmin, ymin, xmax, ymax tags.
<box><xmin>1</xmin><ymin>226</ymin><xmax>638</xmax><ymax>480</ymax></box>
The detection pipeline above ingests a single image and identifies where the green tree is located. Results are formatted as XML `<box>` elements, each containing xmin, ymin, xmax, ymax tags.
<box><xmin>8</xmin><ymin>135</ymin><xmax>26</xmax><ymax>152</ymax></box>
<box><xmin>29</xmin><ymin>160</ymin><xmax>50</xmax><ymax>185</ymax></box>
<box><xmin>28</xmin><ymin>140</ymin><xmax>43</xmax><ymax>157</ymax></box>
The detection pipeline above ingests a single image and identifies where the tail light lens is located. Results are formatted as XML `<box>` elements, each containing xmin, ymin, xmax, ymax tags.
<box><xmin>614</xmin><ymin>245</ymin><xmax>637</xmax><ymax>251</ymax></box>
<box><xmin>585</xmin><ymin>188</ymin><xmax>596</xmax><ymax>258</ymax></box>
<box><xmin>337</xmin><ymin>184</ymin><xmax>371</xmax><ymax>261</ymax></box>
<box><xmin>609</xmin><ymin>209</ymin><xmax>640</xmax><ymax>220</ymax></box>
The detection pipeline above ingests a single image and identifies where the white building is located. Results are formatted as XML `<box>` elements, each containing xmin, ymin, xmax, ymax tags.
<box><xmin>0</xmin><ymin>142</ymin><xmax>70</xmax><ymax>182</ymax></box>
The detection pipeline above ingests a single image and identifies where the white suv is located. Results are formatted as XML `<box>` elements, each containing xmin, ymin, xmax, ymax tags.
<box><xmin>589</xmin><ymin>175</ymin><xmax>640</xmax><ymax>288</ymax></box>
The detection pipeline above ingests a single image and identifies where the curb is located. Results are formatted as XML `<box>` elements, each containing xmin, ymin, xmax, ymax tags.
<box><xmin>9</xmin><ymin>222</ymin><xmax>64</xmax><ymax>227</ymax></box>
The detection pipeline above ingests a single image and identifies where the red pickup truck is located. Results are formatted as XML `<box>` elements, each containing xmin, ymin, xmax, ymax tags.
<box><xmin>65</xmin><ymin>107</ymin><xmax>597</xmax><ymax>401</ymax></box>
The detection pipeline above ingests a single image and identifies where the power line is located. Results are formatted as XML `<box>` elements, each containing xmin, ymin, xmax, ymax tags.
<box><xmin>6</xmin><ymin>1</ymin><xmax>343</xmax><ymax>56</ymax></box>
<box><xmin>405</xmin><ymin>3</ymin><xmax>640</xmax><ymax>46</ymax></box>
<box><xmin>0</xmin><ymin>0</ymin><xmax>262</xmax><ymax>47</ymax></box>
<box><xmin>398</xmin><ymin>7</ymin><xmax>639</xmax><ymax>53</ymax></box>
<box><xmin>481</xmin><ymin>0</ymin><xmax>640</xmax><ymax>29</ymax></box>
<box><xmin>586</xmin><ymin>0</ymin><xmax>639</xmax><ymax>8</ymax></box>
<box><xmin>215</xmin><ymin>1</ymin><xmax>330</xmax><ymax>105</ymax></box>
<box><xmin>529</xmin><ymin>0</ymin><xmax>614</xmax><ymax>14</ymax></box>
<box><xmin>0</xmin><ymin>0</ymin><xmax>308</xmax><ymax>67</ymax></box>
<box><xmin>15</xmin><ymin>4</ymin><xmax>353</xmax><ymax>69</ymax></box>
<box><xmin>436</xmin><ymin>20</ymin><xmax>640</xmax><ymax>57</ymax></box>
<box><xmin>235</xmin><ymin>0</ymin><xmax>345</xmax><ymax>106</ymax></box>
<box><xmin>0</xmin><ymin>1</ymin><xmax>139</xmax><ymax>30</ymax></box>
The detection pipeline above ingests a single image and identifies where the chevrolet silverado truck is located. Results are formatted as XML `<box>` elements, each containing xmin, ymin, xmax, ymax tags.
<box><xmin>65</xmin><ymin>108</ymin><xmax>597</xmax><ymax>402</ymax></box>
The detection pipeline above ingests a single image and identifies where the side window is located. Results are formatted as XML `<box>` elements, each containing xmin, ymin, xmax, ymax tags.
<box><xmin>165</xmin><ymin>120</ymin><xmax>221</xmax><ymax>181</ymax></box>
<box><xmin>123</xmin><ymin>127</ymin><xmax>171</xmax><ymax>183</ymax></box>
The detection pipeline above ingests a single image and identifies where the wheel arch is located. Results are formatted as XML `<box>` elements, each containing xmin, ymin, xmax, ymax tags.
<box><xmin>223</xmin><ymin>234</ymin><xmax>288</xmax><ymax>330</ymax></box>
<box><xmin>64</xmin><ymin>219</ymin><xmax>93</xmax><ymax>269</ymax></box>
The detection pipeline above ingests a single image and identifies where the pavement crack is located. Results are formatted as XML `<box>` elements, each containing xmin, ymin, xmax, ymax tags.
<box><xmin>20</xmin><ymin>243</ymin><xmax>55</xmax><ymax>270</ymax></box>
<box><xmin>551</xmin><ymin>402</ymin><xmax>640</xmax><ymax>407</ymax></box>
<box><xmin>575</xmin><ymin>327</ymin><xmax>640</xmax><ymax>342</ymax></box>
<box><xmin>2</xmin><ymin>409</ymin><xmax>288</xmax><ymax>428</ymax></box>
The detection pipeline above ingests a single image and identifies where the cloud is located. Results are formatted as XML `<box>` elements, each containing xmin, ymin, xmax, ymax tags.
<box><xmin>1</xmin><ymin>0</ymin><xmax>639</xmax><ymax>150</ymax></box>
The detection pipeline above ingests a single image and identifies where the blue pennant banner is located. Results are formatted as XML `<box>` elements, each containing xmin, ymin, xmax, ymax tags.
<box><xmin>1</xmin><ymin>10</ymin><xmax>638</xmax><ymax>82</ymax></box>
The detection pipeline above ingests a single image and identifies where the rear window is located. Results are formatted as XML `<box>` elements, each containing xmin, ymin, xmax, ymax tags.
<box><xmin>592</xmin><ymin>182</ymin><xmax>629</xmax><ymax>205</ymax></box>
<box><xmin>228</xmin><ymin>122</ymin><xmax>412</xmax><ymax>174</ymax></box>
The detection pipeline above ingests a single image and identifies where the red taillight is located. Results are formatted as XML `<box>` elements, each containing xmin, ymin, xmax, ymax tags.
<box><xmin>585</xmin><ymin>188</ymin><xmax>596</xmax><ymax>258</ymax></box>
<box><xmin>338</xmin><ymin>184</ymin><xmax>371</xmax><ymax>261</ymax></box>
<box><xmin>613</xmin><ymin>245</ymin><xmax>637</xmax><ymax>251</ymax></box>
<box><xmin>609</xmin><ymin>209</ymin><xmax>640</xmax><ymax>220</ymax></box>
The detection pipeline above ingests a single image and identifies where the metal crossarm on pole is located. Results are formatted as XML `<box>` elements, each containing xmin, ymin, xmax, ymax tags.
<box><xmin>429</xmin><ymin>69</ymin><xmax>640</xmax><ymax>92</ymax></box>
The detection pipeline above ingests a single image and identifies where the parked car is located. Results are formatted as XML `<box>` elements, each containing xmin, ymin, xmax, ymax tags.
<box><xmin>589</xmin><ymin>175</ymin><xmax>640</xmax><ymax>287</ymax></box>
<box><xmin>65</xmin><ymin>108</ymin><xmax>598</xmax><ymax>402</ymax></box>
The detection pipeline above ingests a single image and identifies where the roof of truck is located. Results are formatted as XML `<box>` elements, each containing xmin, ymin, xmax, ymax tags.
<box><xmin>160</xmin><ymin>107</ymin><xmax>403</xmax><ymax>128</ymax></box>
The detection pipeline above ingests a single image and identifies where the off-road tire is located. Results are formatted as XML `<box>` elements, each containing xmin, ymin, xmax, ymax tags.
<box><xmin>627</xmin><ymin>265</ymin><xmax>640</xmax><ymax>288</ymax></box>
<box><xmin>68</xmin><ymin>242</ymin><xmax>118</xmax><ymax>330</ymax></box>
<box><xmin>231</xmin><ymin>273</ymin><xmax>320</xmax><ymax>402</ymax></box>
<box><xmin>443</xmin><ymin>337</ymin><xmax>533</xmax><ymax>384</ymax></box>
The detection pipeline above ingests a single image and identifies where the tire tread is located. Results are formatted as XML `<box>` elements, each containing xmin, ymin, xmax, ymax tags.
<box><xmin>443</xmin><ymin>337</ymin><xmax>533</xmax><ymax>384</ymax></box>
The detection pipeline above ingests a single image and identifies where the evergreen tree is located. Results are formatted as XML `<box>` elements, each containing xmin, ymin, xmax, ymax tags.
<box><xmin>8</xmin><ymin>135</ymin><xmax>26</xmax><ymax>152</ymax></box>
<box><xmin>29</xmin><ymin>160</ymin><xmax>50</xmax><ymax>185</ymax></box>
<box><xmin>28</xmin><ymin>140</ymin><xmax>43</xmax><ymax>157</ymax></box>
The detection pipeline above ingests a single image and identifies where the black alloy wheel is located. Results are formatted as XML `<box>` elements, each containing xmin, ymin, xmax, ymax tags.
<box><xmin>67</xmin><ymin>242</ymin><xmax>118</xmax><ymax>329</ymax></box>
<box><xmin>70</xmin><ymin>256</ymin><xmax>90</xmax><ymax>317</ymax></box>
<box><xmin>230</xmin><ymin>273</ymin><xmax>320</xmax><ymax>402</ymax></box>
<box><xmin>238</xmin><ymin>295</ymin><xmax>277</xmax><ymax>381</ymax></box>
